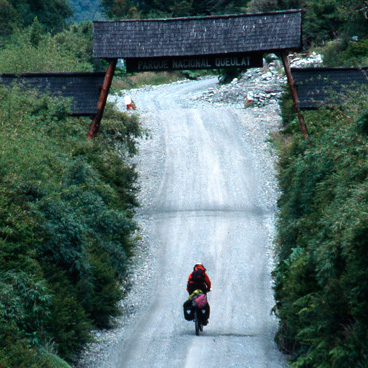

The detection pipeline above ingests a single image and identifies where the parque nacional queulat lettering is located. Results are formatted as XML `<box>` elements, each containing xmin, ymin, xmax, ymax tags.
<box><xmin>125</xmin><ymin>53</ymin><xmax>263</xmax><ymax>72</ymax></box>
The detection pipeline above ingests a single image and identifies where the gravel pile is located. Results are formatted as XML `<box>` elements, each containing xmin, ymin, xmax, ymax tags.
<box><xmin>191</xmin><ymin>52</ymin><xmax>322</xmax><ymax>108</ymax></box>
<box><xmin>191</xmin><ymin>67</ymin><xmax>285</xmax><ymax>108</ymax></box>
<box><xmin>289</xmin><ymin>52</ymin><xmax>323</xmax><ymax>67</ymax></box>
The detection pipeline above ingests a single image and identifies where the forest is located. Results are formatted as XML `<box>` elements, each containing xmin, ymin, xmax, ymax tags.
<box><xmin>0</xmin><ymin>0</ymin><xmax>368</xmax><ymax>367</ymax></box>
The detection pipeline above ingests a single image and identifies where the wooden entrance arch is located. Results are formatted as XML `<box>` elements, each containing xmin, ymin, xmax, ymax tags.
<box><xmin>88</xmin><ymin>10</ymin><xmax>307</xmax><ymax>140</ymax></box>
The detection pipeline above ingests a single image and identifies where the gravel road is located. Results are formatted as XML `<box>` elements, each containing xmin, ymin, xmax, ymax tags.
<box><xmin>77</xmin><ymin>76</ymin><xmax>286</xmax><ymax>368</ymax></box>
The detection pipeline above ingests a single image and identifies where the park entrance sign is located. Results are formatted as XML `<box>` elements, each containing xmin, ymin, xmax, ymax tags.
<box><xmin>89</xmin><ymin>10</ymin><xmax>307</xmax><ymax>139</ymax></box>
<box><xmin>93</xmin><ymin>10</ymin><xmax>302</xmax><ymax>71</ymax></box>
<box><xmin>125</xmin><ymin>53</ymin><xmax>263</xmax><ymax>72</ymax></box>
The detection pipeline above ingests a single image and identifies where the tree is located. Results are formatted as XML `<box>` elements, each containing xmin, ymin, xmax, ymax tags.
<box><xmin>101</xmin><ymin>0</ymin><xmax>140</xmax><ymax>19</ymax></box>
<box><xmin>30</xmin><ymin>17</ymin><xmax>42</xmax><ymax>47</ymax></box>
<box><xmin>339</xmin><ymin>0</ymin><xmax>368</xmax><ymax>38</ymax></box>
<box><xmin>4</xmin><ymin>0</ymin><xmax>72</xmax><ymax>34</ymax></box>
<box><xmin>303</xmin><ymin>0</ymin><xmax>345</xmax><ymax>43</ymax></box>
<box><xmin>0</xmin><ymin>0</ymin><xmax>21</xmax><ymax>36</ymax></box>
<box><xmin>101</xmin><ymin>0</ymin><xmax>248</xmax><ymax>19</ymax></box>
<box><xmin>248</xmin><ymin>0</ymin><xmax>368</xmax><ymax>45</ymax></box>
<box><xmin>68</xmin><ymin>0</ymin><xmax>103</xmax><ymax>23</ymax></box>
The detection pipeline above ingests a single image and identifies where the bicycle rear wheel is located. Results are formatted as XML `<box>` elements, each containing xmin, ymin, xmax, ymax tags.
<box><xmin>194</xmin><ymin>310</ymin><xmax>200</xmax><ymax>335</ymax></box>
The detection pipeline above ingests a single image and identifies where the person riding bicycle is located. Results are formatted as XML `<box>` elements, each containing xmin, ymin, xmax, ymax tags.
<box><xmin>187</xmin><ymin>263</ymin><xmax>211</xmax><ymax>295</ymax></box>
<box><xmin>186</xmin><ymin>263</ymin><xmax>211</xmax><ymax>325</ymax></box>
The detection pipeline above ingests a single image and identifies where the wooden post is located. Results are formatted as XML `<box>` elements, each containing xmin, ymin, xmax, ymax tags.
<box><xmin>281</xmin><ymin>51</ymin><xmax>309</xmax><ymax>141</ymax></box>
<box><xmin>87</xmin><ymin>58</ymin><xmax>118</xmax><ymax>139</ymax></box>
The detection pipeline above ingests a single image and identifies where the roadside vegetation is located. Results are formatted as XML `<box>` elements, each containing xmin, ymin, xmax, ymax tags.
<box><xmin>268</xmin><ymin>1</ymin><xmax>368</xmax><ymax>366</ymax></box>
<box><xmin>2</xmin><ymin>0</ymin><xmax>368</xmax><ymax>366</ymax></box>
<box><xmin>274</xmin><ymin>88</ymin><xmax>368</xmax><ymax>367</ymax></box>
<box><xmin>0</xmin><ymin>11</ymin><xmax>143</xmax><ymax>368</ymax></box>
<box><xmin>0</xmin><ymin>85</ymin><xmax>142</xmax><ymax>367</ymax></box>
<box><xmin>112</xmin><ymin>69</ymin><xmax>208</xmax><ymax>91</ymax></box>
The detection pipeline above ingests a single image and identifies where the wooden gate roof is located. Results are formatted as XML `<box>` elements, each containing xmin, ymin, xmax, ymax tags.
<box><xmin>292</xmin><ymin>67</ymin><xmax>368</xmax><ymax>109</ymax></box>
<box><xmin>93</xmin><ymin>10</ymin><xmax>302</xmax><ymax>59</ymax></box>
<box><xmin>0</xmin><ymin>72</ymin><xmax>104</xmax><ymax>116</ymax></box>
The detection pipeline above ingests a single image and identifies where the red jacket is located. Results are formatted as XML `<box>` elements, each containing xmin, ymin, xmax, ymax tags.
<box><xmin>187</xmin><ymin>265</ymin><xmax>211</xmax><ymax>292</ymax></box>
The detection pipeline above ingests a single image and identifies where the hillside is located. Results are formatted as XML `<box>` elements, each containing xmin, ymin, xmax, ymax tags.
<box><xmin>68</xmin><ymin>0</ymin><xmax>103</xmax><ymax>23</ymax></box>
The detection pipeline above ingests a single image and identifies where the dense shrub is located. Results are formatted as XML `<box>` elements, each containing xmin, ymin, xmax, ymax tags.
<box><xmin>273</xmin><ymin>88</ymin><xmax>368</xmax><ymax>366</ymax></box>
<box><xmin>101</xmin><ymin>0</ymin><xmax>248</xmax><ymax>19</ymax></box>
<box><xmin>279</xmin><ymin>86</ymin><xmax>296</xmax><ymax>127</ymax></box>
<box><xmin>0</xmin><ymin>85</ymin><xmax>143</xmax><ymax>365</ymax></box>
<box><xmin>248</xmin><ymin>0</ymin><xmax>368</xmax><ymax>46</ymax></box>
<box><xmin>0</xmin><ymin>0</ymin><xmax>72</xmax><ymax>37</ymax></box>
<box><xmin>339</xmin><ymin>38</ymin><xmax>368</xmax><ymax>66</ymax></box>
<box><xmin>321</xmin><ymin>39</ymin><xmax>348</xmax><ymax>67</ymax></box>
<box><xmin>0</xmin><ymin>22</ymin><xmax>93</xmax><ymax>73</ymax></box>
<box><xmin>322</xmin><ymin>38</ymin><xmax>368</xmax><ymax>67</ymax></box>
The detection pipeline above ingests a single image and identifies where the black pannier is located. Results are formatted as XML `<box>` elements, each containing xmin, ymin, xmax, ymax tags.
<box><xmin>183</xmin><ymin>299</ymin><xmax>194</xmax><ymax>321</ymax></box>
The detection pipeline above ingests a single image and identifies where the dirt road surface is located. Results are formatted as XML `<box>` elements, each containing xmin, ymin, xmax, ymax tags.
<box><xmin>85</xmin><ymin>77</ymin><xmax>286</xmax><ymax>368</ymax></box>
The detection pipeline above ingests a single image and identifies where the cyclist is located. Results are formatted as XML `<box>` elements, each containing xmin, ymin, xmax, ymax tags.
<box><xmin>187</xmin><ymin>263</ymin><xmax>211</xmax><ymax>294</ymax></box>
<box><xmin>186</xmin><ymin>263</ymin><xmax>211</xmax><ymax>325</ymax></box>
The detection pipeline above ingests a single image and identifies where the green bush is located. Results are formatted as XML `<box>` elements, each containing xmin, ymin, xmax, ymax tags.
<box><xmin>273</xmin><ymin>89</ymin><xmax>368</xmax><ymax>366</ymax></box>
<box><xmin>279</xmin><ymin>86</ymin><xmax>296</xmax><ymax>127</ymax></box>
<box><xmin>322</xmin><ymin>38</ymin><xmax>368</xmax><ymax>67</ymax></box>
<box><xmin>0</xmin><ymin>84</ymin><xmax>143</xmax><ymax>364</ymax></box>
<box><xmin>0</xmin><ymin>24</ymin><xmax>93</xmax><ymax>72</ymax></box>
<box><xmin>339</xmin><ymin>38</ymin><xmax>368</xmax><ymax>66</ymax></box>
<box><xmin>218</xmin><ymin>67</ymin><xmax>246</xmax><ymax>84</ymax></box>
<box><xmin>321</xmin><ymin>39</ymin><xmax>348</xmax><ymax>67</ymax></box>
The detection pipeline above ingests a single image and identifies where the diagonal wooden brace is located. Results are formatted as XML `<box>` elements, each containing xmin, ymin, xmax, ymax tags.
<box><xmin>87</xmin><ymin>58</ymin><xmax>117</xmax><ymax>139</ymax></box>
<box><xmin>281</xmin><ymin>51</ymin><xmax>309</xmax><ymax>141</ymax></box>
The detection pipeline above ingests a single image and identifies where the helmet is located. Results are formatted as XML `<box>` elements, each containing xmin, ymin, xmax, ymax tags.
<box><xmin>193</xmin><ymin>263</ymin><xmax>206</xmax><ymax>271</ymax></box>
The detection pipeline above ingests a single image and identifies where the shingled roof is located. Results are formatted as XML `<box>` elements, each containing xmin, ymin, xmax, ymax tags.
<box><xmin>0</xmin><ymin>73</ymin><xmax>105</xmax><ymax>116</ymax></box>
<box><xmin>292</xmin><ymin>67</ymin><xmax>368</xmax><ymax>109</ymax></box>
<box><xmin>93</xmin><ymin>10</ymin><xmax>302</xmax><ymax>59</ymax></box>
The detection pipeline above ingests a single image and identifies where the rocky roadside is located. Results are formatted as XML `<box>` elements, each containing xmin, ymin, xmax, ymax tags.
<box><xmin>191</xmin><ymin>52</ymin><xmax>322</xmax><ymax>108</ymax></box>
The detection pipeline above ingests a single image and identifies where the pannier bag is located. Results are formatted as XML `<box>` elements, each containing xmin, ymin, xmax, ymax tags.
<box><xmin>183</xmin><ymin>299</ymin><xmax>194</xmax><ymax>321</ymax></box>
<box><xmin>188</xmin><ymin>289</ymin><xmax>203</xmax><ymax>300</ymax></box>
<box><xmin>193</xmin><ymin>293</ymin><xmax>207</xmax><ymax>309</ymax></box>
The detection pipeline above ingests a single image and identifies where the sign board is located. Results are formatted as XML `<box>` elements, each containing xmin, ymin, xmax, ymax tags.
<box><xmin>125</xmin><ymin>53</ymin><xmax>263</xmax><ymax>72</ymax></box>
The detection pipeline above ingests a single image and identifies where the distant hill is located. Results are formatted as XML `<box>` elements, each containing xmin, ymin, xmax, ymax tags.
<box><xmin>68</xmin><ymin>0</ymin><xmax>104</xmax><ymax>22</ymax></box>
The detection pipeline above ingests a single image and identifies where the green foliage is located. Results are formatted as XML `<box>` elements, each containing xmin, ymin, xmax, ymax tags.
<box><xmin>0</xmin><ymin>82</ymin><xmax>142</xmax><ymax>364</ymax></box>
<box><xmin>0</xmin><ymin>26</ymin><xmax>93</xmax><ymax>72</ymax></box>
<box><xmin>30</xmin><ymin>17</ymin><xmax>43</xmax><ymax>47</ymax></box>
<box><xmin>279</xmin><ymin>85</ymin><xmax>296</xmax><ymax>127</ymax></box>
<box><xmin>248</xmin><ymin>0</ymin><xmax>368</xmax><ymax>46</ymax></box>
<box><xmin>337</xmin><ymin>38</ymin><xmax>368</xmax><ymax>66</ymax></box>
<box><xmin>320</xmin><ymin>38</ymin><xmax>348</xmax><ymax>67</ymax></box>
<box><xmin>323</xmin><ymin>36</ymin><xmax>368</xmax><ymax>68</ymax></box>
<box><xmin>338</xmin><ymin>0</ymin><xmax>368</xmax><ymax>39</ymax></box>
<box><xmin>0</xmin><ymin>21</ymin><xmax>107</xmax><ymax>73</ymax></box>
<box><xmin>0</xmin><ymin>0</ymin><xmax>72</xmax><ymax>37</ymax></box>
<box><xmin>0</xmin><ymin>0</ymin><xmax>20</xmax><ymax>36</ymax></box>
<box><xmin>181</xmin><ymin>70</ymin><xmax>201</xmax><ymax>80</ymax></box>
<box><xmin>113</xmin><ymin>70</ymin><xmax>194</xmax><ymax>90</ymax></box>
<box><xmin>45</xmin><ymin>268</ymin><xmax>92</xmax><ymax>360</ymax></box>
<box><xmin>273</xmin><ymin>88</ymin><xmax>368</xmax><ymax>366</ymax></box>
<box><xmin>101</xmin><ymin>0</ymin><xmax>248</xmax><ymax>19</ymax></box>
<box><xmin>52</xmin><ymin>22</ymin><xmax>106</xmax><ymax>71</ymax></box>
<box><xmin>303</xmin><ymin>0</ymin><xmax>345</xmax><ymax>44</ymax></box>
<box><xmin>39</xmin><ymin>349</ymin><xmax>72</xmax><ymax>368</ymax></box>
<box><xmin>68</xmin><ymin>0</ymin><xmax>103</xmax><ymax>23</ymax></box>
<box><xmin>218</xmin><ymin>67</ymin><xmax>246</xmax><ymax>84</ymax></box>
<box><xmin>101</xmin><ymin>0</ymin><xmax>140</xmax><ymax>19</ymax></box>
